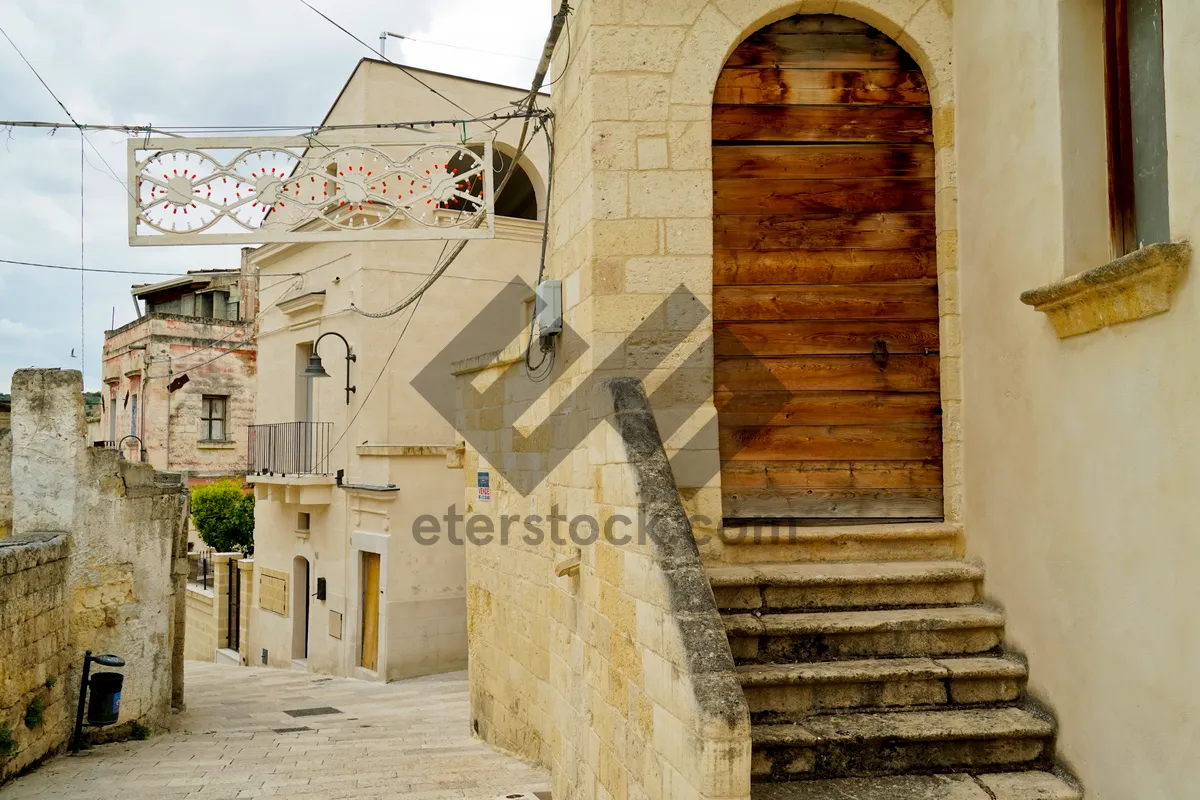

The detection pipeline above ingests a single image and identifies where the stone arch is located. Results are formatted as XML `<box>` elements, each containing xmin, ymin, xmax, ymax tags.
<box><xmin>492</xmin><ymin>141</ymin><xmax>549</xmax><ymax>222</ymax></box>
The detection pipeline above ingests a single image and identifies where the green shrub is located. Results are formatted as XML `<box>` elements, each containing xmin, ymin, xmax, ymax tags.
<box><xmin>191</xmin><ymin>480</ymin><xmax>255</xmax><ymax>554</ymax></box>
<box><xmin>0</xmin><ymin>725</ymin><xmax>14</xmax><ymax>758</ymax></box>
<box><xmin>44</xmin><ymin>676</ymin><xmax>56</xmax><ymax>690</ymax></box>
<box><xmin>24</xmin><ymin>697</ymin><xmax>45</xmax><ymax>729</ymax></box>
<box><xmin>130</xmin><ymin>721</ymin><xmax>151</xmax><ymax>741</ymax></box>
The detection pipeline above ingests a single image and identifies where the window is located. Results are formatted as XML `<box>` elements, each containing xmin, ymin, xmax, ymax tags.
<box><xmin>130</xmin><ymin>394</ymin><xmax>138</xmax><ymax>436</ymax></box>
<box><xmin>442</xmin><ymin>146</ymin><xmax>539</xmax><ymax>221</ymax></box>
<box><xmin>201</xmin><ymin>395</ymin><xmax>227</xmax><ymax>441</ymax></box>
<box><xmin>1105</xmin><ymin>0</ymin><xmax>1170</xmax><ymax>255</ymax></box>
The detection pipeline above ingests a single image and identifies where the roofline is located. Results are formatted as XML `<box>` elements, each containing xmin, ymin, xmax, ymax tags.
<box><xmin>359</xmin><ymin>58</ymin><xmax>550</xmax><ymax>97</ymax></box>
<box><xmin>315</xmin><ymin>57</ymin><xmax>547</xmax><ymax>131</ymax></box>
<box><xmin>130</xmin><ymin>269</ymin><xmax>240</xmax><ymax>297</ymax></box>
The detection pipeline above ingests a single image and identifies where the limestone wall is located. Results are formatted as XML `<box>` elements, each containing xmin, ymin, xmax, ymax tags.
<box><xmin>1</xmin><ymin>368</ymin><xmax>187</xmax><ymax>781</ymax></box>
<box><xmin>459</xmin><ymin>362</ymin><xmax>749</xmax><ymax>798</ymax></box>
<box><xmin>184</xmin><ymin>553</ymin><xmax>251</xmax><ymax>664</ymax></box>
<box><xmin>458</xmin><ymin>0</ymin><xmax>956</xmax><ymax>796</ymax></box>
<box><xmin>0</xmin><ymin>429</ymin><xmax>10</xmax><ymax>539</ymax></box>
<box><xmin>185</xmin><ymin>587</ymin><xmax>218</xmax><ymax>662</ymax></box>
<box><xmin>0</xmin><ymin>534</ymin><xmax>71</xmax><ymax>783</ymax></box>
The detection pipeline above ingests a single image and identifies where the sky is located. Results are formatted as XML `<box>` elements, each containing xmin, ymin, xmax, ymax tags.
<box><xmin>0</xmin><ymin>0</ymin><xmax>548</xmax><ymax>391</ymax></box>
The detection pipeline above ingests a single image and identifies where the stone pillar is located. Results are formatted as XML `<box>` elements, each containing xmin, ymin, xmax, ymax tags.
<box><xmin>10</xmin><ymin>369</ymin><xmax>85</xmax><ymax>534</ymax></box>
<box><xmin>0</xmin><ymin>428</ymin><xmax>12</xmax><ymax>539</ymax></box>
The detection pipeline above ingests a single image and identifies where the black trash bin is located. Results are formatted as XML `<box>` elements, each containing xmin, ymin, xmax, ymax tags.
<box><xmin>86</xmin><ymin>672</ymin><xmax>123</xmax><ymax>726</ymax></box>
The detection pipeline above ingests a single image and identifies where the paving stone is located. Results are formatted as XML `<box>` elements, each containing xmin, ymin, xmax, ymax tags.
<box><xmin>0</xmin><ymin>662</ymin><xmax>550</xmax><ymax>800</ymax></box>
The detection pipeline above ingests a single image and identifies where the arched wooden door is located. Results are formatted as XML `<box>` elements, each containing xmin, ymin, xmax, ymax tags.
<box><xmin>713</xmin><ymin>14</ymin><xmax>943</xmax><ymax>524</ymax></box>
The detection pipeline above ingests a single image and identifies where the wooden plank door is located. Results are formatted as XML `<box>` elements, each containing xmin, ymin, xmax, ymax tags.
<box><xmin>713</xmin><ymin>14</ymin><xmax>943</xmax><ymax>523</ymax></box>
<box><xmin>360</xmin><ymin>552</ymin><xmax>381</xmax><ymax>671</ymax></box>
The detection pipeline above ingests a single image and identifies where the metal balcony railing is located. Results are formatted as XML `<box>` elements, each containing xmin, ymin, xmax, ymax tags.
<box><xmin>247</xmin><ymin>422</ymin><xmax>334</xmax><ymax>477</ymax></box>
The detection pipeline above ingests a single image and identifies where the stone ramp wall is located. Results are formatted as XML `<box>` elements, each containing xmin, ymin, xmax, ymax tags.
<box><xmin>460</xmin><ymin>368</ymin><xmax>750</xmax><ymax>799</ymax></box>
<box><xmin>0</xmin><ymin>534</ymin><xmax>71</xmax><ymax>783</ymax></box>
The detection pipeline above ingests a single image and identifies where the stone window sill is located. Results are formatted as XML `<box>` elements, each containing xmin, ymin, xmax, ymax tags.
<box><xmin>197</xmin><ymin>440</ymin><xmax>236</xmax><ymax>450</ymax></box>
<box><xmin>1020</xmin><ymin>241</ymin><xmax>1192</xmax><ymax>338</ymax></box>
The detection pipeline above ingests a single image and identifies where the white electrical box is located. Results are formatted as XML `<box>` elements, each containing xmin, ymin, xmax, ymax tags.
<box><xmin>535</xmin><ymin>280</ymin><xmax>562</xmax><ymax>336</ymax></box>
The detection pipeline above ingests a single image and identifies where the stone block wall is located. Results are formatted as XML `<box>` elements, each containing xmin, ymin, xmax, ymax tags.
<box><xmin>185</xmin><ymin>587</ymin><xmax>218</xmax><ymax>662</ymax></box>
<box><xmin>458</xmin><ymin>365</ymin><xmax>750</xmax><ymax>798</ymax></box>
<box><xmin>0</xmin><ymin>369</ymin><xmax>188</xmax><ymax>785</ymax></box>
<box><xmin>0</xmin><ymin>534</ymin><xmax>71</xmax><ymax>783</ymax></box>
<box><xmin>0</xmin><ymin>429</ymin><xmax>11</xmax><ymax>539</ymax></box>
<box><xmin>455</xmin><ymin>0</ymin><xmax>958</xmax><ymax>796</ymax></box>
<box><xmin>184</xmin><ymin>553</ymin><xmax>250</xmax><ymax>664</ymax></box>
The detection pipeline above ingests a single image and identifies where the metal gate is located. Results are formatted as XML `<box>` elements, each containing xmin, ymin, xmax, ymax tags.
<box><xmin>227</xmin><ymin>559</ymin><xmax>241</xmax><ymax>651</ymax></box>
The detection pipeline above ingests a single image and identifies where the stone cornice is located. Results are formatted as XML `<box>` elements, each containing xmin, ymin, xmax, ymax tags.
<box><xmin>1020</xmin><ymin>241</ymin><xmax>1192</xmax><ymax>338</ymax></box>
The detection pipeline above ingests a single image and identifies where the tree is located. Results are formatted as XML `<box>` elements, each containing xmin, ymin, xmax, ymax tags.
<box><xmin>190</xmin><ymin>480</ymin><xmax>254</xmax><ymax>554</ymax></box>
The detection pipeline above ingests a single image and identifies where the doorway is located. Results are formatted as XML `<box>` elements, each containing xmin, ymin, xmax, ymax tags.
<box><xmin>712</xmin><ymin>14</ymin><xmax>943</xmax><ymax>524</ymax></box>
<box><xmin>291</xmin><ymin>556</ymin><xmax>310</xmax><ymax>662</ymax></box>
<box><xmin>360</xmin><ymin>552</ymin><xmax>381</xmax><ymax>672</ymax></box>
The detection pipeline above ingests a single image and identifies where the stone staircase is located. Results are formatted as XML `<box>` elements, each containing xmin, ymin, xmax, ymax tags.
<box><xmin>709</xmin><ymin>523</ymin><xmax>1082</xmax><ymax>799</ymax></box>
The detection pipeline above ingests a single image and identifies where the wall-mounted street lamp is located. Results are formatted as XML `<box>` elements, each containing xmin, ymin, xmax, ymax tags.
<box><xmin>301</xmin><ymin>331</ymin><xmax>356</xmax><ymax>405</ymax></box>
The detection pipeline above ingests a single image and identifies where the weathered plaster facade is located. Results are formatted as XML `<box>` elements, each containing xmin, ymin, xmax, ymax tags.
<box><xmin>244</xmin><ymin>61</ymin><xmax>548</xmax><ymax>682</ymax></box>
<box><xmin>101</xmin><ymin>269</ymin><xmax>257</xmax><ymax>481</ymax></box>
<box><xmin>0</xmin><ymin>369</ymin><xmax>188</xmax><ymax>785</ymax></box>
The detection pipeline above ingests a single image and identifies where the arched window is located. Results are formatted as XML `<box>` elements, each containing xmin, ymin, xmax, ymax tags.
<box><xmin>441</xmin><ymin>147</ymin><xmax>539</xmax><ymax>221</ymax></box>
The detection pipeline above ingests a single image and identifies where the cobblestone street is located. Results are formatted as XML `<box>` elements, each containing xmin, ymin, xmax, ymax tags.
<box><xmin>0</xmin><ymin>662</ymin><xmax>550</xmax><ymax>800</ymax></box>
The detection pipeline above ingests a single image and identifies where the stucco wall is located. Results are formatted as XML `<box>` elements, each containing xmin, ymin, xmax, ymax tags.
<box><xmin>244</xmin><ymin>62</ymin><xmax>546</xmax><ymax>681</ymax></box>
<box><xmin>0</xmin><ymin>534</ymin><xmax>71</xmax><ymax>783</ymax></box>
<box><xmin>957</xmin><ymin>1</ymin><xmax>1198</xmax><ymax>797</ymax></box>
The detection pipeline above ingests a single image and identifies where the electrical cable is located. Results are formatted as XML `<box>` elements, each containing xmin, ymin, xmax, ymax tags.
<box><xmin>524</xmin><ymin>119</ymin><xmax>556</xmax><ymax>380</ymax></box>
<box><xmin>347</xmin><ymin>0</ymin><xmax>571</xmax><ymax>319</ymax></box>
<box><xmin>297</xmin><ymin>0</ymin><xmax>475</xmax><ymax>118</ymax></box>
<box><xmin>300</xmin><ymin>264</ymin><xmax>436</xmax><ymax>479</ymax></box>
<box><xmin>0</xmin><ymin>110</ymin><xmax>543</xmax><ymax>138</ymax></box>
<box><xmin>0</xmin><ymin>24</ymin><xmax>80</xmax><ymax>127</ymax></box>
<box><xmin>347</xmin><ymin>109</ymin><xmax>548</xmax><ymax>319</ymax></box>
<box><xmin>0</xmin><ymin>259</ymin><xmax>299</xmax><ymax>279</ymax></box>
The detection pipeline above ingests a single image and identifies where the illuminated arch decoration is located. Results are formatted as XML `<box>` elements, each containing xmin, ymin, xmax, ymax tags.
<box><xmin>128</xmin><ymin>132</ymin><xmax>495</xmax><ymax>246</ymax></box>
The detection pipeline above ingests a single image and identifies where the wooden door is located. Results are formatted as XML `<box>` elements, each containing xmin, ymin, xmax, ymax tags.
<box><xmin>713</xmin><ymin>14</ymin><xmax>943</xmax><ymax>523</ymax></box>
<box><xmin>360</xmin><ymin>552</ymin><xmax>380</xmax><ymax>671</ymax></box>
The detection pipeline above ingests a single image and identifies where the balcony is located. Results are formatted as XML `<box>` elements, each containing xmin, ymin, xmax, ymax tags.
<box><xmin>247</xmin><ymin>422</ymin><xmax>336</xmax><ymax>505</ymax></box>
<box><xmin>247</xmin><ymin>422</ymin><xmax>334</xmax><ymax>477</ymax></box>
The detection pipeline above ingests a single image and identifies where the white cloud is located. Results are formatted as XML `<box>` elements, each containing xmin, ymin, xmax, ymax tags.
<box><xmin>0</xmin><ymin>0</ymin><xmax>549</xmax><ymax>391</ymax></box>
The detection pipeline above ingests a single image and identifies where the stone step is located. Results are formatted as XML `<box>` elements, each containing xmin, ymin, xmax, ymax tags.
<box><xmin>750</xmin><ymin>707</ymin><xmax>1056</xmax><ymax>781</ymax></box>
<box><xmin>739</xmin><ymin>655</ymin><xmax>1027</xmax><ymax>719</ymax></box>
<box><xmin>725</xmin><ymin>605</ymin><xmax>1005</xmax><ymax>664</ymax></box>
<box><xmin>751</xmin><ymin>771</ymin><xmax>1081</xmax><ymax>799</ymax></box>
<box><xmin>719</xmin><ymin>523</ymin><xmax>962</xmax><ymax>564</ymax></box>
<box><xmin>708</xmin><ymin>560</ymin><xmax>984</xmax><ymax>612</ymax></box>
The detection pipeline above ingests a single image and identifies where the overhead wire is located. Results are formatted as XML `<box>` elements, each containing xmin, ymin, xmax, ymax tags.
<box><xmin>296</xmin><ymin>0</ymin><xmax>475</xmax><ymax>118</ymax></box>
<box><xmin>0</xmin><ymin>21</ymin><xmax>90</xmax><ymax>377</ymax></box>
<box><xmin>301</xmin><ymin>246</ymin><xmax>444</xmax><ymax>479</ymax></box>
<box><xmin>347</xmin><ymin>0</ymin><xmax>571</xmax><ymax>320</ymax></box>
<box><xmin>0</xmin><ymin>258</ymin><xmax>299</xmax><ymax>279</ymax></box>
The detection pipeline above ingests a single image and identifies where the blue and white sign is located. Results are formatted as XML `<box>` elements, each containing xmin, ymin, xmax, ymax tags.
<box><xmin>477</xmin><ymin>471</ymin><xmax>491</xmax><ymax>502</ymax></box>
